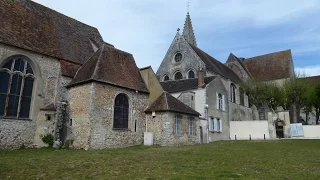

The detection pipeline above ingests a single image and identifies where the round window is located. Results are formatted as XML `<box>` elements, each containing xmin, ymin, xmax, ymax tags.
<box><xmin>174</xmin><ymin>53</ymin><xmax>182</xmax><ymax>62</ymax></box>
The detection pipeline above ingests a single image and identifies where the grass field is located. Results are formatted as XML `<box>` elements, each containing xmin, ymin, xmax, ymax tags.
<box><xmin>1</xmin><ymin>140</ymin><xmax>320</xmax><ymax>179</ymax></box>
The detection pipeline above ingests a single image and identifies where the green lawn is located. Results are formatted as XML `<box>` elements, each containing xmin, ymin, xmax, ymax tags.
<box><xmin>1</xmin><ymin>140</ymin><xmax>320</xmax><ymax>179</ymax></box>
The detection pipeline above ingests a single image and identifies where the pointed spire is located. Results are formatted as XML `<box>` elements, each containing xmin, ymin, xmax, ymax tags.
<box><xmin>182</xmin><ymin>12</ymin><xmax>197</xmax><ymax>47</ymax></box>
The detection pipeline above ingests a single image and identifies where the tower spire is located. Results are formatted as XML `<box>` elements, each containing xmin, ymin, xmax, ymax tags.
<box><xmin>182</xmin><ymin>6</ymin><xmax>197</xmax><ymax>47</ymax></box>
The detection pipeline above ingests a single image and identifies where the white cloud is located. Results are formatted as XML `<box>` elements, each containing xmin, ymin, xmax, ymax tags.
<box><xmin>295</xmin><ymin>66</ymin><xmax>320</xmax><ymax>77</ymax></box>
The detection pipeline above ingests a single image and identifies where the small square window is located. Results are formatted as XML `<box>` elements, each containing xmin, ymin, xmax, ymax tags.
<box><xmin>46</xmin><ymin>114</ymin><xmax>51</xmax><ymax>121</ymax></box>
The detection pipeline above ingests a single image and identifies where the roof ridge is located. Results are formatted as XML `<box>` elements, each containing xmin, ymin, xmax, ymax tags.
<box><xmin>164</xmin><ymin>92</ymin><xmax>169</xmax><ymax>110</ymax></box>
<box><xmin>91</xmin><ymin>44</ymin><xmax>105</xmax><ymax>80</ymax></box>
<box><xmin>246</xmin><ymin>49</ymin><xmax>291</xmax><ymax>61</ymax></box>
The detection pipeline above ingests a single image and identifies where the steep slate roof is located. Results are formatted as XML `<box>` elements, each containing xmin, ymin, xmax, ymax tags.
<box><xmin>68</xmin><ymin>44</ymin><xmax>149</xmax><ymax>93</ymax></box>
<box><xmin>188</xmin><ymin>43</ymin><xmax>241</xmax><ymax>83</ymax></box>
<box><xmin>160</xmin><ymin>76</ymin><xmax>217</xmax><ymax>93</ymax></box>
<box><xmin>145</xmin><ymin>92</ymin><xmax>200</xmax><ymax>116</ymax></box>
<box><xmin>0</xmin><ymin>0</ymin><xmax>104</xmax><ymax>76</ymax></box>
<box><xmin>243</xmin><ymin>50</ymin><xmax>293</xmax><ymax>81</ymax></box>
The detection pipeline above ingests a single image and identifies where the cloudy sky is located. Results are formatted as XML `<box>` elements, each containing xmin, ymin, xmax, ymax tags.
<box><xmin>34</xmin><ymin>0</ymin><xmax>320</xmax><ymax>76</ymax></box>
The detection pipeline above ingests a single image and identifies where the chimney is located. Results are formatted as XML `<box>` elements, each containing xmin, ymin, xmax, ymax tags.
<box><xmin>197</xmin><ymin>70</ymin><xmax>205</xmax><ymax>87</ymax></box>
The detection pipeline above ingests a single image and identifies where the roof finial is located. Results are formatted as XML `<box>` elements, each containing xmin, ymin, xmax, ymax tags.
<box><xmin>187</xmin><ymin>1</ymin><xmax>190</xmax><ymax>13</ymax></box>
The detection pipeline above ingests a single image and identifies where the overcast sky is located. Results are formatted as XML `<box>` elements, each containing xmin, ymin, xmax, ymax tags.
<box><xmin>34</xmin><ymin>0</ymin><xmax>320</xmax><ymax>76</ymax></box>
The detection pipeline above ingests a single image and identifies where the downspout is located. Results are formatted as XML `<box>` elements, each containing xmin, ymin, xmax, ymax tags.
<box><xmin>145</xmin><ymin>114</ymin><xmax>148</xmax><ymax>132</ymax></box>
<box><xmin>228</xmin><ymin>80</ymin><xmax>231</xmax><ymax>140</ymax></box>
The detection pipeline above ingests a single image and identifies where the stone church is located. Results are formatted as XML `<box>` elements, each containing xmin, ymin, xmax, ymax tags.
<box><xmin>0</xmin><ymin>0</ymin><xmax>294</xmax><ymax>149</ymax></box>
<box><xmin>156</xmin><ymin>12</ymin><xmax>295</xmax><ymax>142</ymax></box>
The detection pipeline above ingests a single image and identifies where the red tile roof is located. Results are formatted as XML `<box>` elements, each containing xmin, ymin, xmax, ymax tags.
<box><xmin>40</xmin><ymin>103</ymin><xmax>56</xmax><ymax>111</ymax></box>
<box><xmin>299</xmin><ymin>75</ymin><xmax>320</xmax><ymax>86</ymax></box>
<box><xmin>145</xmin><ymin>92</ymin><xmax>200</xmax><ymax>116</ymax></box>
<box><xmin>0</xmin><ymin>0</ymin><xmax>104</xmax><ymax>76</ymax></box>
<box><xmin>67</xmin><ymin>44</ymin><xmax>149</xmax><ymax>93</ymax></box>
<box><xmin>243</xmin><ymin>50</ymin><xmax>293</xmax><ymax>81</ymax></box>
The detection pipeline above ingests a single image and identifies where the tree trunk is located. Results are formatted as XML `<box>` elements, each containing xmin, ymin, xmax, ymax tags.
<box><xmin>290</xmin><ymin>104</ymin><xmax>298</xmax><ymax>123</ymax></box>
<box><xmin>306</xmin><ymin>111</ymin><xmax>309</xmax><ymax>125</ymax></box>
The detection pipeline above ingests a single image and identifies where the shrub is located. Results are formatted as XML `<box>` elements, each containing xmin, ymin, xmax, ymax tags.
<box><xmin>41</xmin><ymin>134</ymin><xmax>54</xmax><ymax>147</ymax></box>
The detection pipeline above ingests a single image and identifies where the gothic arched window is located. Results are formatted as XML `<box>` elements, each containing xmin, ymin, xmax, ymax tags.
<box><xmin>174</xmin><ymin>72</ymin><xmax>183</xmax><ymax>80</ymax></box>
<box><xmin>113</xmin><ymin>94</ymin><xmax>129</xmax><ymax>129</ymax></box>
<box><xmin>230</xmin><ymin>83</ymin><xmax>236</xmax><ymax>103</ymax></box>
<box><xmin>188</xmin><ymin>70</ymin><xmax>195</xmax><ymax>79</ymax></box>
<box><xmin>0</xmin><ymin>57</ymin><xmax>35</xmax><ymax>119</ymax></box>
<box><xmin>163</xmin><ymin>75</ymin><xmax>169</xmax><ymax>81</ymax></box>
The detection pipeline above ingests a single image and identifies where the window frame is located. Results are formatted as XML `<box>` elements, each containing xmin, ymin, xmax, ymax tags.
<box><xmin>174</xmin><ymin>115</ymin><xmax>182</xmax><ymax>136</ymax></box>
<box><xmin>188</xmin><ymin>117</ymin><xmax>196</xmax><ymax>136</ymax></box>
<box><xmin>113</xmin><ymin>93</ymin><xmax>130</xmax><ymax>130</ymax></box>
<box><xmin>174</xmin><ymin>52</ymin><xmax>183</xmax><ymax>63</ymax></box>
<box><xmin>0</xmin><ymin>57</ymin><xmax>35</xmax><ymax>119</ymax></box>
<box><xmin>218</xmin><ymin>93</ymin><xmax>223</xmax><ymax>110</ymax></box>
<box><xmin>174</xmin><ymin>72</ymin><xmax>183</xmax><ymax>80</ymax></box>
<box><xmin>230</xmin><ymin>83</ymin><xmax>236</xmax><ymax>103</ymax></box>
<box><xmin>187</xmin><ymin>70</ymin><xmax>195</xmax><ymax>79</ymax></box>
<box><xmin>163</xmin><ymin>75</ymin><xmax>169</xmax><ymax>81</ymax></box>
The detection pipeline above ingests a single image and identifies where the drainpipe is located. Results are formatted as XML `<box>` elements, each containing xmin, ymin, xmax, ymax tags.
<box><xmin>228</xmin><ymin>80</ymin><xmax>231</xmax><ymax>140</ymax></box>
<box><xmin>145</xmin><ymin>114</ymin><xmax>148</xmax><ymax>132</ymax></box>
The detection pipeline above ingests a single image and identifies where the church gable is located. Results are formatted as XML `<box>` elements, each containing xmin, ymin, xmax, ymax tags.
<box><xmin>225</xmin><ymin>53</ymin><xmax>252</xmax><ymax>80</ymax></box>
<box><xmin>156</xmin><ymin>33</ymin><xmax>205</xmax><ymax>81</ymax></box>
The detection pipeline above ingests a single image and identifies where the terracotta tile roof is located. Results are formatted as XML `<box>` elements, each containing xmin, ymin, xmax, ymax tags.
<box><xmin>60</xmin><ymin>60</ymin><xmax>82</xmax><ymax>78</ymax></box>
<box><xmin>243</xmin><ymin>49</ymin><xmax>293</xmax><ymax>81</ymax></box>
<box><xmin>145</xmin><ymin>92</ymin><xmax>200</xmax><ymax>116</ymax></box>
<box><xmin>160</xmin><ymin>76</ymin><xmax>217</xmax><ymax>93</ymax></box>
<box><xmin>188</xmin><ymin>43</ymin><xmax>241</xmax><ymax>83</ymax></box>
<box><xmin>0</xmin><ymin>0</ymin><xmax>103</xmax><ymax>65</ymax></box>
<box><xmin>40</xmin><ymin>103</ymin><xmax>56</xmax><ymax>111</ymax></box>
<box><xmin>67</xmin><ymin>43</ymin><xmax>149</xmax><ymax>93</ymax></box>
<box><xmin>299</xmin><ymin>75</ymin><xmax>320</xmax><ymax>86</ymax></box>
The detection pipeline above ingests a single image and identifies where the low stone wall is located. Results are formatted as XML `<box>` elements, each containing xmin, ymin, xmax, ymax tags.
<box><xmin>230</xmin><ymin>120</ymin><xmax>270</xmax><ymax>140</ymax></box>
<box><xmin>0</xmin><ymin>119</ymin><xmax>36</xmax><ymax>149</ymax></box>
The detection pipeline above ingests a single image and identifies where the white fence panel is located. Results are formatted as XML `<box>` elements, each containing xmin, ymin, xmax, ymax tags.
<box><xmin>303</xmin><ymin>125</ymin><xmax>320</xmax><ymax>138</ymax></box>
<box><xmin>230</xmin><ymin>121</ymin><xmax>270</xmax><ymax>140</ymax></box>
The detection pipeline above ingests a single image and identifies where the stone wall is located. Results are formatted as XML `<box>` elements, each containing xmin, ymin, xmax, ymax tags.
<box><xmin>0</xmin><ymin>119</ymin><xmax>36</xmax><ymax>149</ymax></box>
<box><xmin>68</xmin><ymin>83</ymin><xmax>93</xmax><ymax>149</ymax></box>
<box><xmin>147</xmin><ymin>112</ymin><xmax>200</xmax><ymax>146</ymax></box>
<box><xmin>0</xmin><ymin>43</ymin><xmax>62</xmax><ymax>149</ymax></box>
<box><xmin>69</xmin><ymin>82</ymin><xmax>149</xmax><ymax>149</ymax></box>
<box><xmin>229</xmin><ymin>102</ymin><xmax>254</xmax><ymax>121</ymax></box>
